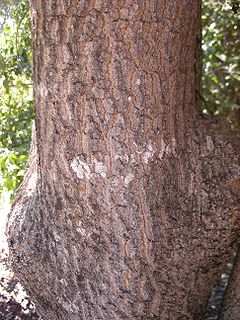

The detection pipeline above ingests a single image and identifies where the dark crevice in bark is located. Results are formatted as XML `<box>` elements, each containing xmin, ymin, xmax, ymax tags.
<box><xmin>219</xmin><ymin>245</ymin><xmax>240</xmax><ymax>320</ymax></box>
<box><xmin>204</xmin><ymin>257</ymin><xmax>235</xmax><ymax>320</ymax></box>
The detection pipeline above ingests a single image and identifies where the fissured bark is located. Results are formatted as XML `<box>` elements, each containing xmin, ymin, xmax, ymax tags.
<box><xmin>7</xmin><ymin>1</ymin><xmax>239</xmax><ymax>319</ymax></box>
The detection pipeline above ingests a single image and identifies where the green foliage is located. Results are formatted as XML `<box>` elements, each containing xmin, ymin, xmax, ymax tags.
<box><xmin>0</xmin><ymin>1</ymin><xmax>20</xmax><ymax>30</ymax></box>
<box><xmin>0</xmin><ymin>0</ymin><xmax>33</xmax><ymax>198</ymax></box>
<box><xmin>202</xmin><ymin>0</ymin><xmax>240</xmax><ymax>120</ymax></box>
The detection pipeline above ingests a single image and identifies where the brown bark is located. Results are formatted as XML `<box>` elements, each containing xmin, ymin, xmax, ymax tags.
<box><xmin>7</xmin><ymin>1</ymin><xmax>240</xmax><ymax>319</ymax></box>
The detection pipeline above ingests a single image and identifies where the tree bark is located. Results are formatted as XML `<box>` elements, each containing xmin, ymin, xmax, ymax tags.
<box><xmin>7</xmin><ymin>1</ymin><xmax>240</xmax><ymax>319</ymax></box>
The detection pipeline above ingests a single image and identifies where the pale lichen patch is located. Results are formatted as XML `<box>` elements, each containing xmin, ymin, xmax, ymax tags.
<box><xmin>76</xmin><ymin>227</ymin><xmax>86</xmax><ymax>236</ymax></box>
<box><xmin>159</xmin><ymin>139</ymin><xmax>166</xmax><ymax>159</ymax></box>
<box><xmin>60</xmin><ymin>278</ymin><xmax>67</xmax><ymax>286</ymax></box>
<box><xmin>159</xmin><ymin>138</ymin><xmax>177</xmax><ymax>159</ymax></box>
<box><xmin>71</xmin><ymin>157</ymin><xmax>108</xmax><ymax>180</ymax></box>
<box><xmin>61</xmin><ymin>300</ymin><xmax>79</xmax><ymax>313</ymax></box>
<box><xmin>76</xmin><ymin>221</ymin><xmax>86</xmax><ymax>236</ymax></box>
<box><xmin>70</xmin><ymin>158</ymin><xmax>91</xmax><ymax>180</ymax></box>
<box><xmin>53</xmin><ymin>231</ymin><xmax>61</xmax><ymax>242</ymax></box>
<box><xmin>143</xmin><ymin>144</ymin><xmax>154</xmax><ymax>164</ymax></box>
<box><xmin>115</xmin><ymin>154</ymin><xmax>129</xmax><ymax>163</ymax></box>
<box><xmin>124</xmin><ymin>173</ymin><xmax>135</xmax><ymax>186</ymax></box>
<box><xmin>94</xmin><ymin>160</ymin><xmax>107</xmax><ymax>178</ymax></box>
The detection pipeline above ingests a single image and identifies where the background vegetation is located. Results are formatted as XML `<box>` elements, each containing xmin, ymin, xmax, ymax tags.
<box><xmin>0</xmin><ymin>0</ymin><xmax>32</xmax><ymax>202</ymax></box>
<box><xmin>202</xmin><ymin>0</ymin><xmax>240</xmax><ymax>125</ymax></box>
<box><xmin>0</xmin><ymin>0</ymin><xmax>239</xmax><ymax>203</ymax></box>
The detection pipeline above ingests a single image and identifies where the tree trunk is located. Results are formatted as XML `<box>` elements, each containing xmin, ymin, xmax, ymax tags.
<box><xmin>7</xmin><ymin>1</ymin><xmax>240</xmax><ymax>319</ymax></box>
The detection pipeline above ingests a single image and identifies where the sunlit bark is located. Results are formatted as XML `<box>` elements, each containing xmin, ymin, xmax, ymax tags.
<box><xmin>7</xmin><ymin>1</ymin><xmax>239</xmax><ymax>319</ymax></box>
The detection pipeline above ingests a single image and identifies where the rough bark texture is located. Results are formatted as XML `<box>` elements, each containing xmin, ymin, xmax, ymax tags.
<box><xmin>7</xmin><ymin>1</ymin><xmax>240</xmax><ymax>319</ymax></box>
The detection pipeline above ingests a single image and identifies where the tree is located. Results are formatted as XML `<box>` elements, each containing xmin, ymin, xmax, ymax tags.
<box><xmin>7</xmin><ymin>1</ymin><xmax>239</xmax><ymax>319</ymax></box>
